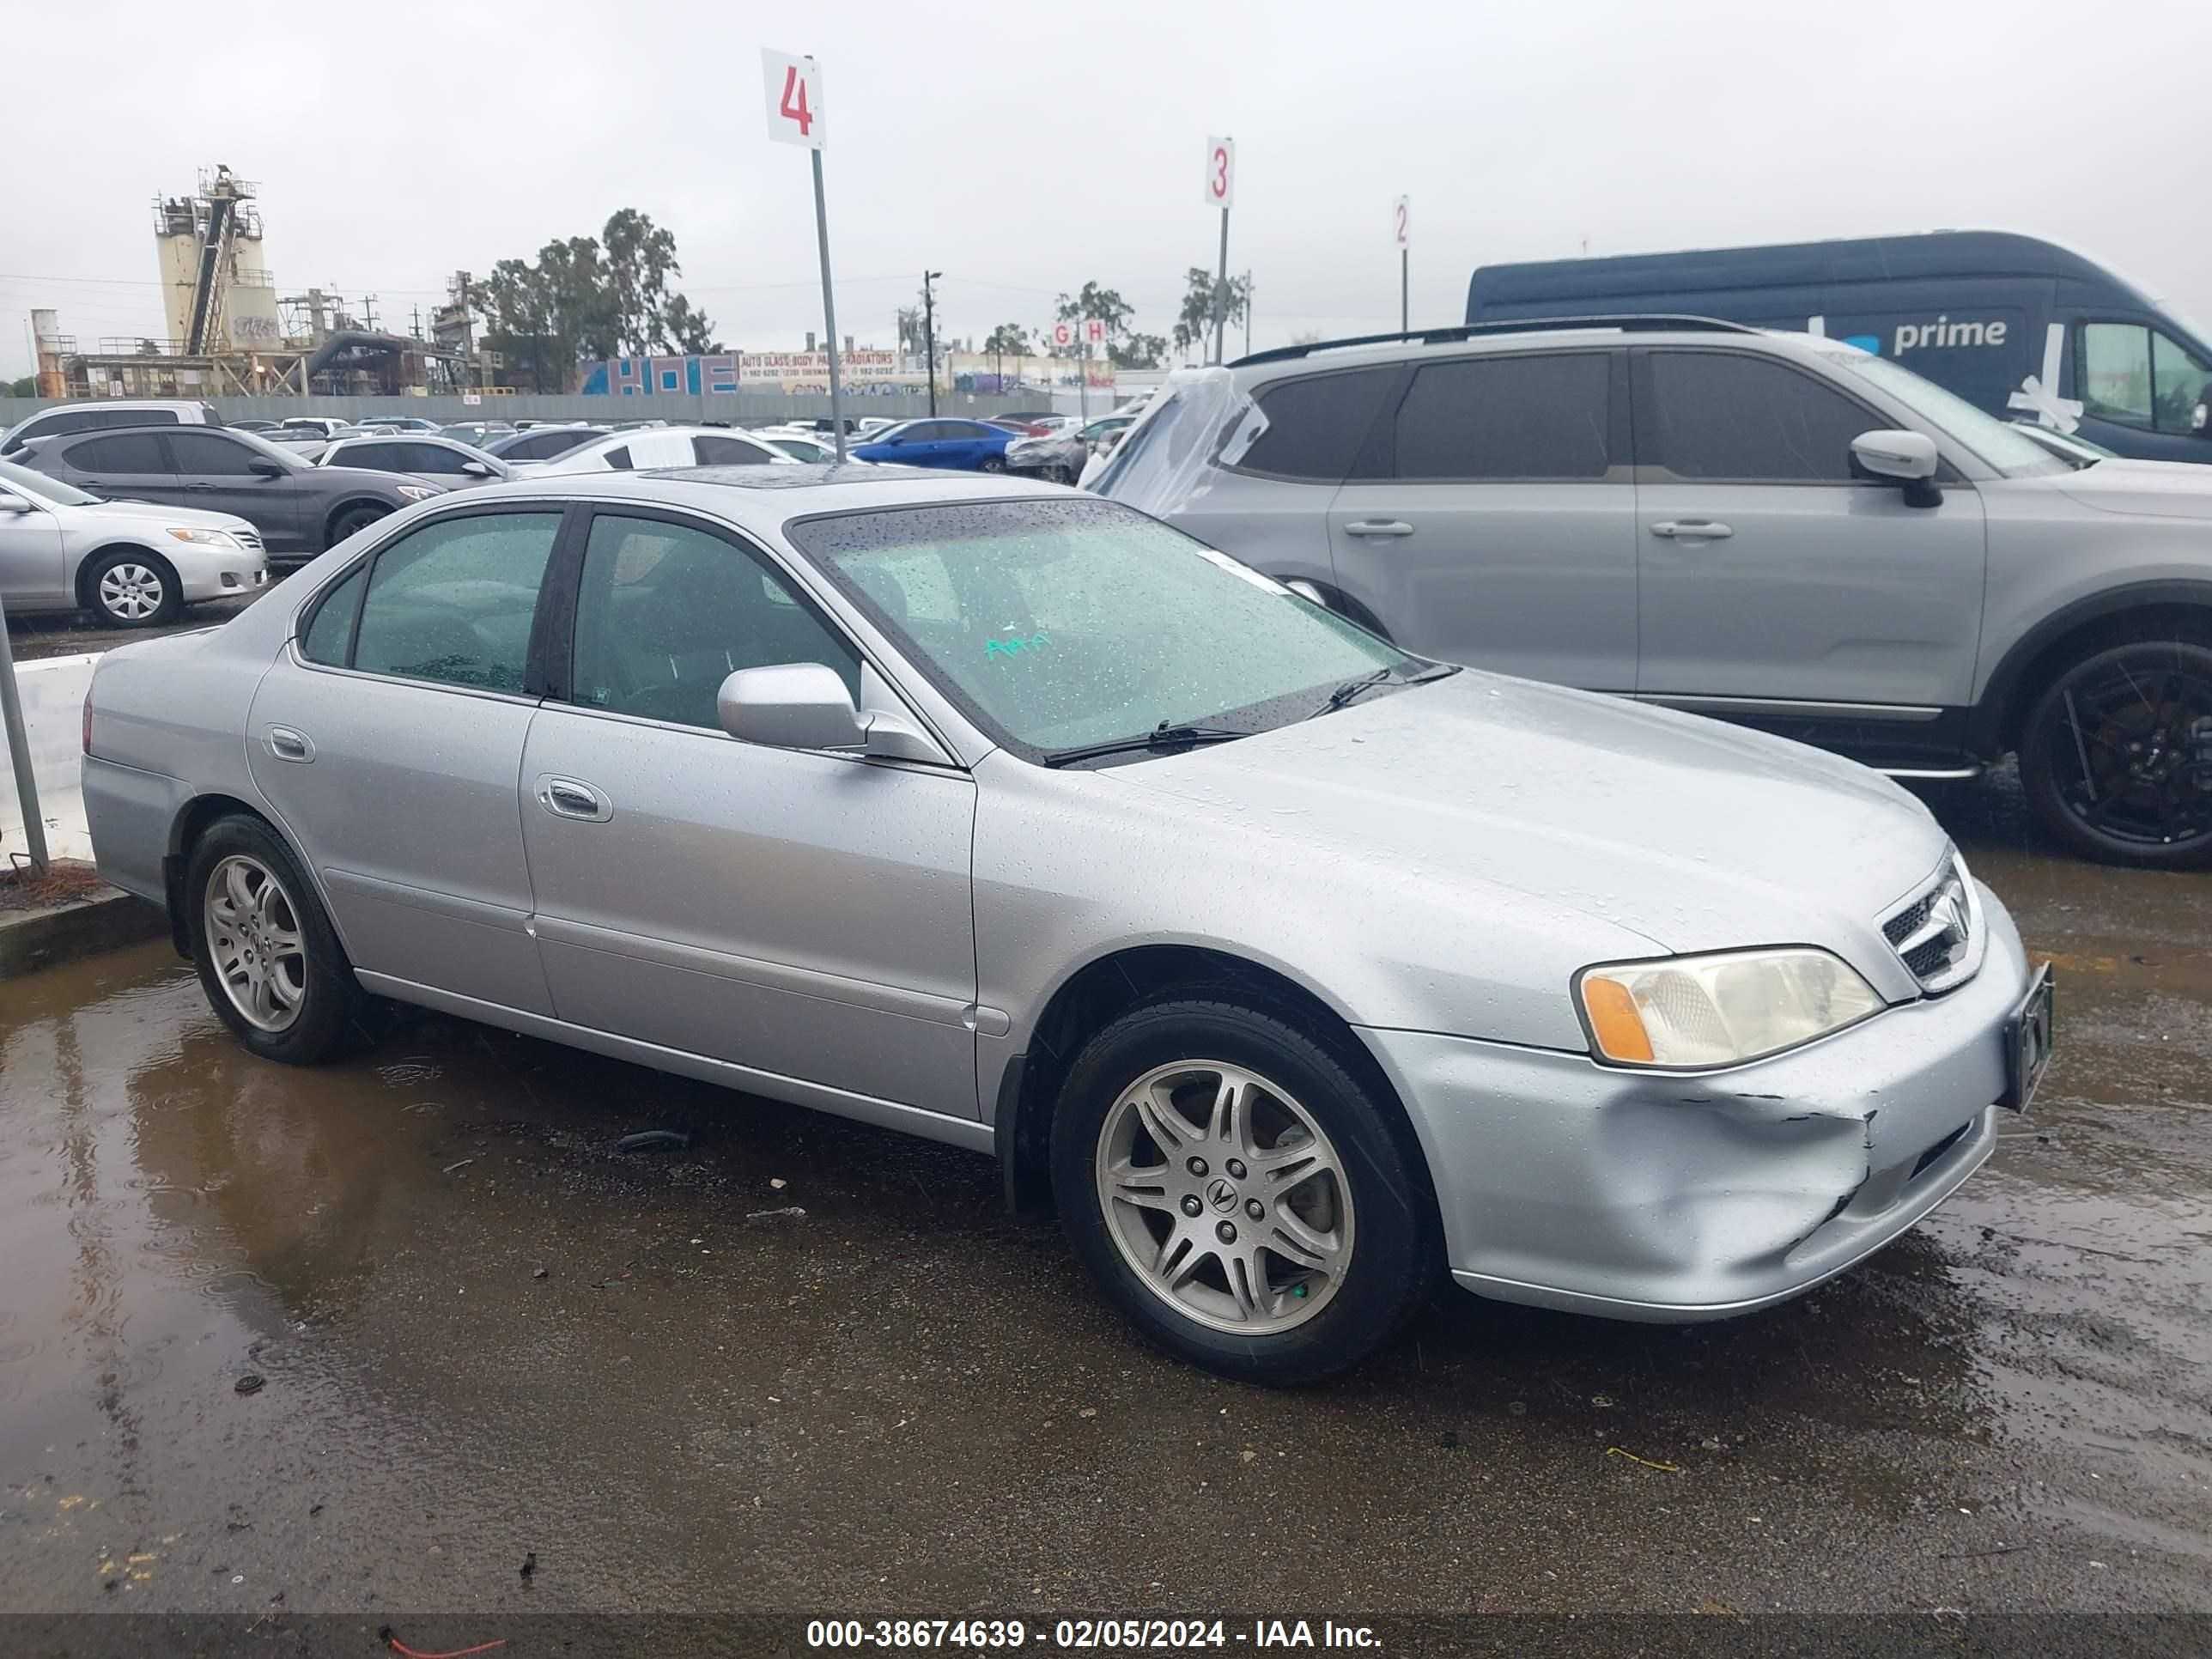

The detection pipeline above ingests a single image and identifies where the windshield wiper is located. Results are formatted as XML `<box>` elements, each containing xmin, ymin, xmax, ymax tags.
<box><xmin>1308</xmin><ymin>661</ymin><xmax>1458</xmax><ymax>720</ymax></box>
<box><xmin>1041</xmin><ymin>720</ymin><xmax>1249</xmax><ymax>769</ymax></box>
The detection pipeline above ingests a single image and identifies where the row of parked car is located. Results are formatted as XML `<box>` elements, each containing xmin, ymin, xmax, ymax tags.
<box><xmin>0</xmin><ymin>399</ymin><xmax>1133</xmax><ymax>631</ymax></box>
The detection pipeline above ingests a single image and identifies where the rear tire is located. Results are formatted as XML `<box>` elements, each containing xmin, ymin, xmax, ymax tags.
<box><xmin>978</xmin><ymin>455</ymin><xmax>1007</xmax><ymax>474</ymax></box>
<box><xmin>83</xmin><ymin>549</ymin><xmax>181</xmax><ymax>628</ymax></box>
<box><xmin>1049</xmin><ymin>997</ymin><xmax>1435</xmax><ymax>1385</ymax></box>
<box><xmin>185</xmin><ymin>814</ymin><xmax>368</xmax><ymax>1064</ymax></box>
<box><xmin>2018</xmin><ymin>637</ymin><xmax>2212</xmax><ymax>867</ymax></box>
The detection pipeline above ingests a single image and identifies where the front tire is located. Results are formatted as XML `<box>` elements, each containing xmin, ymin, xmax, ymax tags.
<box><xmin>326</xmin><ymin>503</ymin><xmax>389</xmax><ymax>548</ymax></box>
<box><xmin>2019</xmin><ymin>638</ymin><xmax>2212</xmax><ymax>867</ymax></box>
<box><xmin>84</xmin><ymin>550</ymin><xmax>181</xmax><ymax>628</ymax></box>
<box><xmin>1050</xmin><ymin>998</ymin><xmax>1435</xmax><ymax>1384</ymax></box>
<box><xmin>185</xmin><ymin>815</ymin><xmax>366</xmax><ymax>1063</ymax></box>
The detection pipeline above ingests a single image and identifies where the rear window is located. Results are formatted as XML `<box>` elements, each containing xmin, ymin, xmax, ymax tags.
<box><xmin>1237</xmin><ymin>367</ymin><xmax>1398</xmax><ymax>481</ymax></box>
<box><xmin>69</xmin><ymin>433</ymin><xmax>169</xmax><ymax>472</ymax></box>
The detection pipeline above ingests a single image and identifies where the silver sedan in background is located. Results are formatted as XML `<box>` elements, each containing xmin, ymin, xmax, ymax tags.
<box><xmin>78</xmin><ymin>471</ymin><xmax>2049</xmax><ymax>1382</ymax></box>
<box><xmin>0</xmin><ymin>458</ymin><xmax>268</xmax><ymax>626</ymax></box>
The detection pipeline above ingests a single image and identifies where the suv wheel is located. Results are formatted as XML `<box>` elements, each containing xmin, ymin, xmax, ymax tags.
<box><xmin>1049</xmin><ymin>998</ymin><xmax>1434</xmax><ymax>1384</ymax></box>
<box><xmin>2020</xmin><ymin>638</ymin><xmax>2212</xmax><ymax>867</ymax></box>
<box><xmin>327</xmin><ymin>503</ymin><xmax>389</xmax><ymax>546</ymax></box>
<box><xmin>85</xmin><ymin>550</ymin><xmax>180</xmax><ymax>628</ymax></box>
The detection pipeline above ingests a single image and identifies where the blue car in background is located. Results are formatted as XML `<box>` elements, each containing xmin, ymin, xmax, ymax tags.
<box><xmin>851</xmin><ymin>418</ymin><xmax>1018</xmax><ymax>471</ymax></box>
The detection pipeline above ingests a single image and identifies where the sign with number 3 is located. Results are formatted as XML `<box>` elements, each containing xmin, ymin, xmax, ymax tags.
<box><xmin>1203</xmin><ymin>135</ymin><xmax>1235</xmax><ymax>210</ymax></box>
<box><xmin>762</xmin><ymin>49</ymin><xmax>824</xmax><ymax>149</ymax></box>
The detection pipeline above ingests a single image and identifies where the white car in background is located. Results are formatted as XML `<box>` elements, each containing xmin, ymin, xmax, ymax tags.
<box><xmin>750</xmin><ymin>427</ymin><xmax>874</xmax><ymax>465</ymax></box>
<box><xmin>514</xmin><ymin>425</ymin><xmax>802</xmax><ymax>477</ymax></box>
<box><xmin>0</xmin><ymin>458</ymin><xmax>267</xmax><ymax>627</ymax></box>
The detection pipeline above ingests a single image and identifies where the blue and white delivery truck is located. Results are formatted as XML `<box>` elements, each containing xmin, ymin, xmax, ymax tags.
<box><xmin>1468</xmin><ymin>231</ymin><xmax>2212</xmax><ymax>464</ymax></box>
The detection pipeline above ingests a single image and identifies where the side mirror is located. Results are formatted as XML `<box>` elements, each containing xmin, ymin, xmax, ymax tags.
<box><xmin>718</xmin><ymin>663</ymin><xmax>866</xmax><ymax>752</ymax></box>
<box><xmin>0</xmin><ymin>489</ymin><xmax>31</xmax><ymax>514</ymax></box>
<box><xmin>248</xmin><ymin>459</ymin><xmax>286</xmax><ymax>477</ymax></box>
<box><xmin>460</xmin><ymin>460</ymin><xmax>493</xmax><ymax>477</ymax></box>
<box><xmin>1851</xmin><ymin>428</ymin><xmax>1942</xmax><ymax>507</ymax></box>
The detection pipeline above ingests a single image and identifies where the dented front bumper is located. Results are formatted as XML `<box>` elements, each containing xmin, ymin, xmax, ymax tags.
<box><xmin>1358</xmin><ymin>884</ymin><xmax>2031</xmax><ymax>1322</ymax></box>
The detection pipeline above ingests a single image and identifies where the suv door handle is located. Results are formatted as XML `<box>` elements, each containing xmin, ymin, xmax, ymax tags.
<box><xmin>534</xmin><ymin>775</ymin><xmax>611</xmax><ymax>823</ymax></box>
<box><xmin>1344</xmin><ymin>520</ymin><xmax>1414</xmax><ymax>538</ymax></box>
<box><xmin>265</xmin><ymin>726</ymin><xmax>314</xmax><ymax>763</ymax></box>
<box><xmin>1650</xmin><ymin>520</ymin><xmax>1733</xmax><ymax>541</ymax></box>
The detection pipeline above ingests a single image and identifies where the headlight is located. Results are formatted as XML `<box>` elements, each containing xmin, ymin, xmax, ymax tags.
<box><xmin>167</xmin><ymin>526</ymin><xmax>240</xmax><ymax>550</ymax></box>
<box><xmin>396</xmin><ymin>484</ymin><xmax>440</xmax><ymax>501</ymax></box>
<box><xmin>1576</xmin><ymin>947</ymin><xmax>1883</xmax><ymax>1068</ymax></box>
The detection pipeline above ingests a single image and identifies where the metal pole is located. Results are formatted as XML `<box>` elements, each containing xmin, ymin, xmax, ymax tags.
<box><xmin>1243</xmin><ymin>270</ymin><xmax>1252</xmax><ymax>358</ymax></box>
<box><xmin>922</xmin><ymin>272</ymin><xmax>939</xmax><ymax>417</ymax></box>
<box><xmin>1401</xmin><ymin>247</ymin><xmax>1409</xmax><ymax>334</ymax></box>
<box><xmin>0</xmin><ymin>587</ymin><xmax>50</xmax><ymax>872</ymax></box>
<box><xmin>1079</xmin><ymin>340</ymin><xmax>1089</xmax><ymax>422</ymax></box>
<box><xmin>1211</xmin><ymin>208</ymin><xmax>1231</xmax><ymax>365</ymax></box>
<box><xmin>810</xmin><ymin>149</ymin><xmax>848</xmax><ymax>462</ymax></box>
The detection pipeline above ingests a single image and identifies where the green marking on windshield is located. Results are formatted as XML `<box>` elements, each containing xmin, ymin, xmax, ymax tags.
<box><xmin>985</xmin><ymin>632</ymin><xmax>1051</xmax><ymax>659</ymax></box>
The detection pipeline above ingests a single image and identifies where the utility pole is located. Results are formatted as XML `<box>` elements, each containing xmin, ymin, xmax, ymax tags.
<box><xmin>362</xmin><ymin>294</ymin><xmax>379</xmax><ymax>331</ymax></box>
<box><xmin>922</xmin><ymin>270</ymin><xmax>941</xmax><ymax>416</ymax></box>
<box><xmin>1243</xmin><ymin>270</ymin><xmax>1252</xmax><ymax>359</ymax></box>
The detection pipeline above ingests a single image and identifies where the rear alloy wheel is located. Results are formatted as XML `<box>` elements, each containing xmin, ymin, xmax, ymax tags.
<box><xmin>86</xmin><ymin>550</ymin><xmax>180</xmax><ymax>627</ymax></box>
<box><xmin>1051</xmin><ymin>998</ymin><xmax>1434</xmax><ymax>1384</ymax></box>
<box><xmin>186</xmin><ymin>815</ymin><xmax>368</xmax><ymax>1063</ymax></box>
<box><xmin>2021</xmin><ymin>639</ymin><xmax>2212</xmax><ymax>867</ymax></box>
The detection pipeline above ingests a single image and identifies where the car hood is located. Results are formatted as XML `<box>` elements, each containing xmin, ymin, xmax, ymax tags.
<box><xmin>2042</xmin><ymin>456</ymin><xmax>2212</xmax><ymax>520</ymax></box>
<box><xmin>1099</xmin><ymin>669</ymin><xmax>1948</xmax><ymax>975</ymax></box>
<box><xmin>73</xmin><ymin>498</ymin><xmax>258</xmax><ymax>536</ymax></box>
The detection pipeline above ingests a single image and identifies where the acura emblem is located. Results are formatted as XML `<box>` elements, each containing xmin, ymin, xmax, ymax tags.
<box><xmin>1206</xmin><ymin>1178</ymin><xmax>1238</xmax><ymax>1212</ymax></box>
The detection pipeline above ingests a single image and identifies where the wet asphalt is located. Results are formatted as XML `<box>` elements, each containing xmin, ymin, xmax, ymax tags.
<box><xmin>6</xmin><ymin>590</ymin><xmax>266</xmax><ymax>662</ymax></box>
<box><xmin>0</xmin><ymin>768</ymin><xmax>2206</xmax><ymax>1636</ymax></box>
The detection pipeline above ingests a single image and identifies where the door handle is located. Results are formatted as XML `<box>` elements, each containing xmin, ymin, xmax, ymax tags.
<box><xmin>183</xmin><ymin>483</ymin><xmax>215</xmax><ymax>492</ymax></box>
<box><xmin>1649</xmin><ymin>520</ymin><xmax>1734</xmax><ymax>541</ymax></box>
<box><xmin>534</xmin><ymin>775</ymin><xmax>611</xmax><ymax>823</ymax></box>
<box><xmin>264</xmin><ymin>726</ymin><xmax>314</xmax><ymax>763</ymax></box>
<box><xmin>1343</xmin><ymin>520</ymin><xmax>1414</xmax><ymax>538</ymax></box>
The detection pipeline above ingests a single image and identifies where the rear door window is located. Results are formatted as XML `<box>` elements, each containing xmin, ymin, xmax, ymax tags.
<box><xmin>1643</xmin><ymin>350</ymin><xmax>1875</xmax><ymax>482</ymax></box>
<box><xmin>348</xmin><ymin>512</ymin><xmax>563</xmax><ymax>691</ymax></box>
<box><xmin>1237</xmin><ymin>367</ymin><xmax>1399</xmax><ymax>481</ymax></box>
<box><xmin>1391</xmin><ymin>353</ymin><xmax>1612</xmax><ymax>479</ymax></box>
<box><xmin>167</xmin><ymin>431</ymin><xmax>261</xmax><ymax>475</ymax></box>
<box><xmin>69</xmin><ymin>432</ymin><xmax>172</xmax><ymax>473</ymax></box>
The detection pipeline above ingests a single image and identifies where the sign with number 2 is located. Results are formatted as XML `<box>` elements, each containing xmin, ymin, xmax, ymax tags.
<box><xmin>762</xmin><ymin>49</ymin><xmax>824</xmax><ymax>149</ymax></box>
<box><xmin>1203</xmin><ymin>135</ymin><xmax>1235</xmax><ymax>210</ymax></box>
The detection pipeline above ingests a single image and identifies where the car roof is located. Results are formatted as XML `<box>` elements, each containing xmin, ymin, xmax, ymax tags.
<box><xmin>1226</xmin><ymin>315</ymin><xmax>1776</xmax><ymax>380</ymax></box>
<box><xmin>440</xmin><ymin>465</ymin><xmax>1065</xmax><ymax>526</ymax></box>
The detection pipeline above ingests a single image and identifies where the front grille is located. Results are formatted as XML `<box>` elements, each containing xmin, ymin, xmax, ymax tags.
<box><xmin>233</xmin><ymin>529</ymin><xmax>264</xmax><ymax>553</ymax></box>
<box><xmin>1881</xmin><ymin>854</ymin><xmax>1978</xmax><ymax>993</ymax></box>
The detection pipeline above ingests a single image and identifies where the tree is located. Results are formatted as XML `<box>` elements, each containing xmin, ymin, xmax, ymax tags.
<box><xmin>473</xmin><ymin>210</ymin><xmax>719</xmax><ymax>391</ymax></box>
<box><xmin>981</xmin><ymin>323</ymin><xmax>1030</xmax><ymax>382</ymax></box>
<box><xmin>1170</xmin><ymin>267</ymin><xmax>1250</xmax><ymax>362</ymax></box>
<box><xmin>1109</xmin><ymin>332</ymin><xmax>1167</xmax><ymax>370</ymax></box>
<box><xmin>6</xmin><ymin>375</ymin><xmax>34</xmax><ymax>398</ymax></box>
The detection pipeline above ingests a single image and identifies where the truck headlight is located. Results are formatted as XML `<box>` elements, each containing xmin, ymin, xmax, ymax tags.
<box><xmin>1576</xmin><ymin>947</ymin><xmax>1883</xmax><ymax>1068</ymax></box>
<box><xmin>167</xmin><ymin>526</ymin><xmax>241</xmax><ymax>549</ymax></box>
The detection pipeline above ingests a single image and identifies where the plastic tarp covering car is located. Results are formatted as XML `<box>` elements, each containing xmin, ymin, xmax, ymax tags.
<box><xmin>1081</xmin><ymin>368</ymin><xmax>1260</xmax><ymax>508</ymax></box>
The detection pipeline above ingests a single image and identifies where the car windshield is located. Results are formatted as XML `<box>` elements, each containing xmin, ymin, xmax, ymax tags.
<box><xmin>789</xmin><ymin>497</ymin><xmax>1417</xmax><ymax>761</ymax></box>
<box><xmin>225</xmin><ymin>427</ymin><xmax>308</xmax><ymax>469</ymax></box>
<box><xmin>0</xmin><ymin>457</ymin><xmax>100</xmax><ymax>505</ymax></box>
<box><xmin>1815</xmin><ymin>346</ymin><xmax>2071</xmax><ymax>478</ymax></box>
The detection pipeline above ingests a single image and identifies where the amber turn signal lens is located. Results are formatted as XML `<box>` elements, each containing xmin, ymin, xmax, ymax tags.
<box><xmin>1580</xmin><ymin>975</ymin><xmax>1655</xmax><ymax>1064</ymax></box>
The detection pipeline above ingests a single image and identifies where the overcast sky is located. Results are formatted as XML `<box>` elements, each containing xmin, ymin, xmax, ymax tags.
<box><xmin>7</xmin><ymin>0</ymin><xmax>2210</xmax><ymax>380</ymax></box>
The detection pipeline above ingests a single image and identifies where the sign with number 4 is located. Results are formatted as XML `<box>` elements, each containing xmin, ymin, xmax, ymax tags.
<box><xmin>763</xmin><ymin>49</ymin><xmax>823</xmax><ymax>149</ymax></box>
<box><xmin>1203</xmin><ymin>136</ymin><xmax>1235</xmax><ymax>210</ymax></box>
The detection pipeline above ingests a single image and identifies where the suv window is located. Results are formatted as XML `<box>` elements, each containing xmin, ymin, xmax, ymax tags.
<box><xmin>1393</xmin><ymin>352</ymin><xmax>1611</xmax><ymax>480</ymax></box>
<box><xmin>692</xmin><ymin>434</ymin><xmax>771</xmax><ymax>465</ymax></box>
<box><xmin>68</xmin><ymin>432</ymin><xmax>171</xmax><ymax>473</ymax></box>
<box><xmin>333</xmin><ymin>441</ymin><xmax>407</xmax><ymax>471</ymax></box>
<box><xmin>349</xmin><ymin>512</ymin><xmax>562</xmax><ymax>690</ymax></box>
<box><xmin>1644</xmin><ymin>351</ymin><xmax>1875</xmax><ymax>482</ymax></box>
<box><xmin>568</xmin><ymin>514</ymin><xmax>860</xmax><ymax>729</ymax></box>
<box><xmin>1238</xmin><ymin>367</ymin><xmax>1398</xmax><ymax>481</ymax></box>
<box><xmin>167</xmin><ymin>430</ymin><xmax>261</xmax><ymax>476</ymax></box>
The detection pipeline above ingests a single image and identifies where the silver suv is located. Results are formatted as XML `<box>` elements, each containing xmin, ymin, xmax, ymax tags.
<box><xmin>1097</xmin><ymin>319</ymin><xmax>2212</xmax><ymax>866</ymax></box>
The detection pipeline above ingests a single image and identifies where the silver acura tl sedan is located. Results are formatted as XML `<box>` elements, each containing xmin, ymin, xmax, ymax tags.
<box><xmin>79</xmin><ymin>465</ymin><xmax>2054</xmax><ymax>1382</ymax></box>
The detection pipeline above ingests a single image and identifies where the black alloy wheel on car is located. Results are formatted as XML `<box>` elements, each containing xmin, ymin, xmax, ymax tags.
<box><xmin>2021</xmin><ymin>638</ymin><xmax>2212</xmax><ymax>867</ymax></box>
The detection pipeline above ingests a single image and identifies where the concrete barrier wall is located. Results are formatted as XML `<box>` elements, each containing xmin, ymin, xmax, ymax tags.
<box><xmin>1</xmin><ymin>654</ymin><xmax>95</xmax><ymax>862</ymax></box>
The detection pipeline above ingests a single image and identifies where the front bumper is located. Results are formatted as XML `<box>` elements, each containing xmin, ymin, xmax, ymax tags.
<box><xmin>173</xmin><ymin>548</ymin><xmax>270</xmax><ymax>602</ymax></box>
<box><xmin>1358</xmin><ymin>884</ymin><xmax>2033</xmax><ymax>1322</ymax></box>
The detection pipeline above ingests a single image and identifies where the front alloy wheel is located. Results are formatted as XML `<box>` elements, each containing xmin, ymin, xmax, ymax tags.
<box><xmin>204</xmin><ymin>854</ymin><xmax>307</xmax><ymax>1031</ymax></box>
<box><xmin>2023</xmin><ymin>640</ymin><xmax>2212</xmax><ymax>866</ymax></box>
<box><xmin>1097</xmin><ymin>1060</ymin><xmax>1355</xmax><ymax>1334</ymax></box>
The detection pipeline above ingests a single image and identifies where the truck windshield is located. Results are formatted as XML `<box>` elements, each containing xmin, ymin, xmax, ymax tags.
<box><xmin>1817</xmin><ymin>347</ymin><xmax>2071</xmax><ymax>478</ymax></box>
